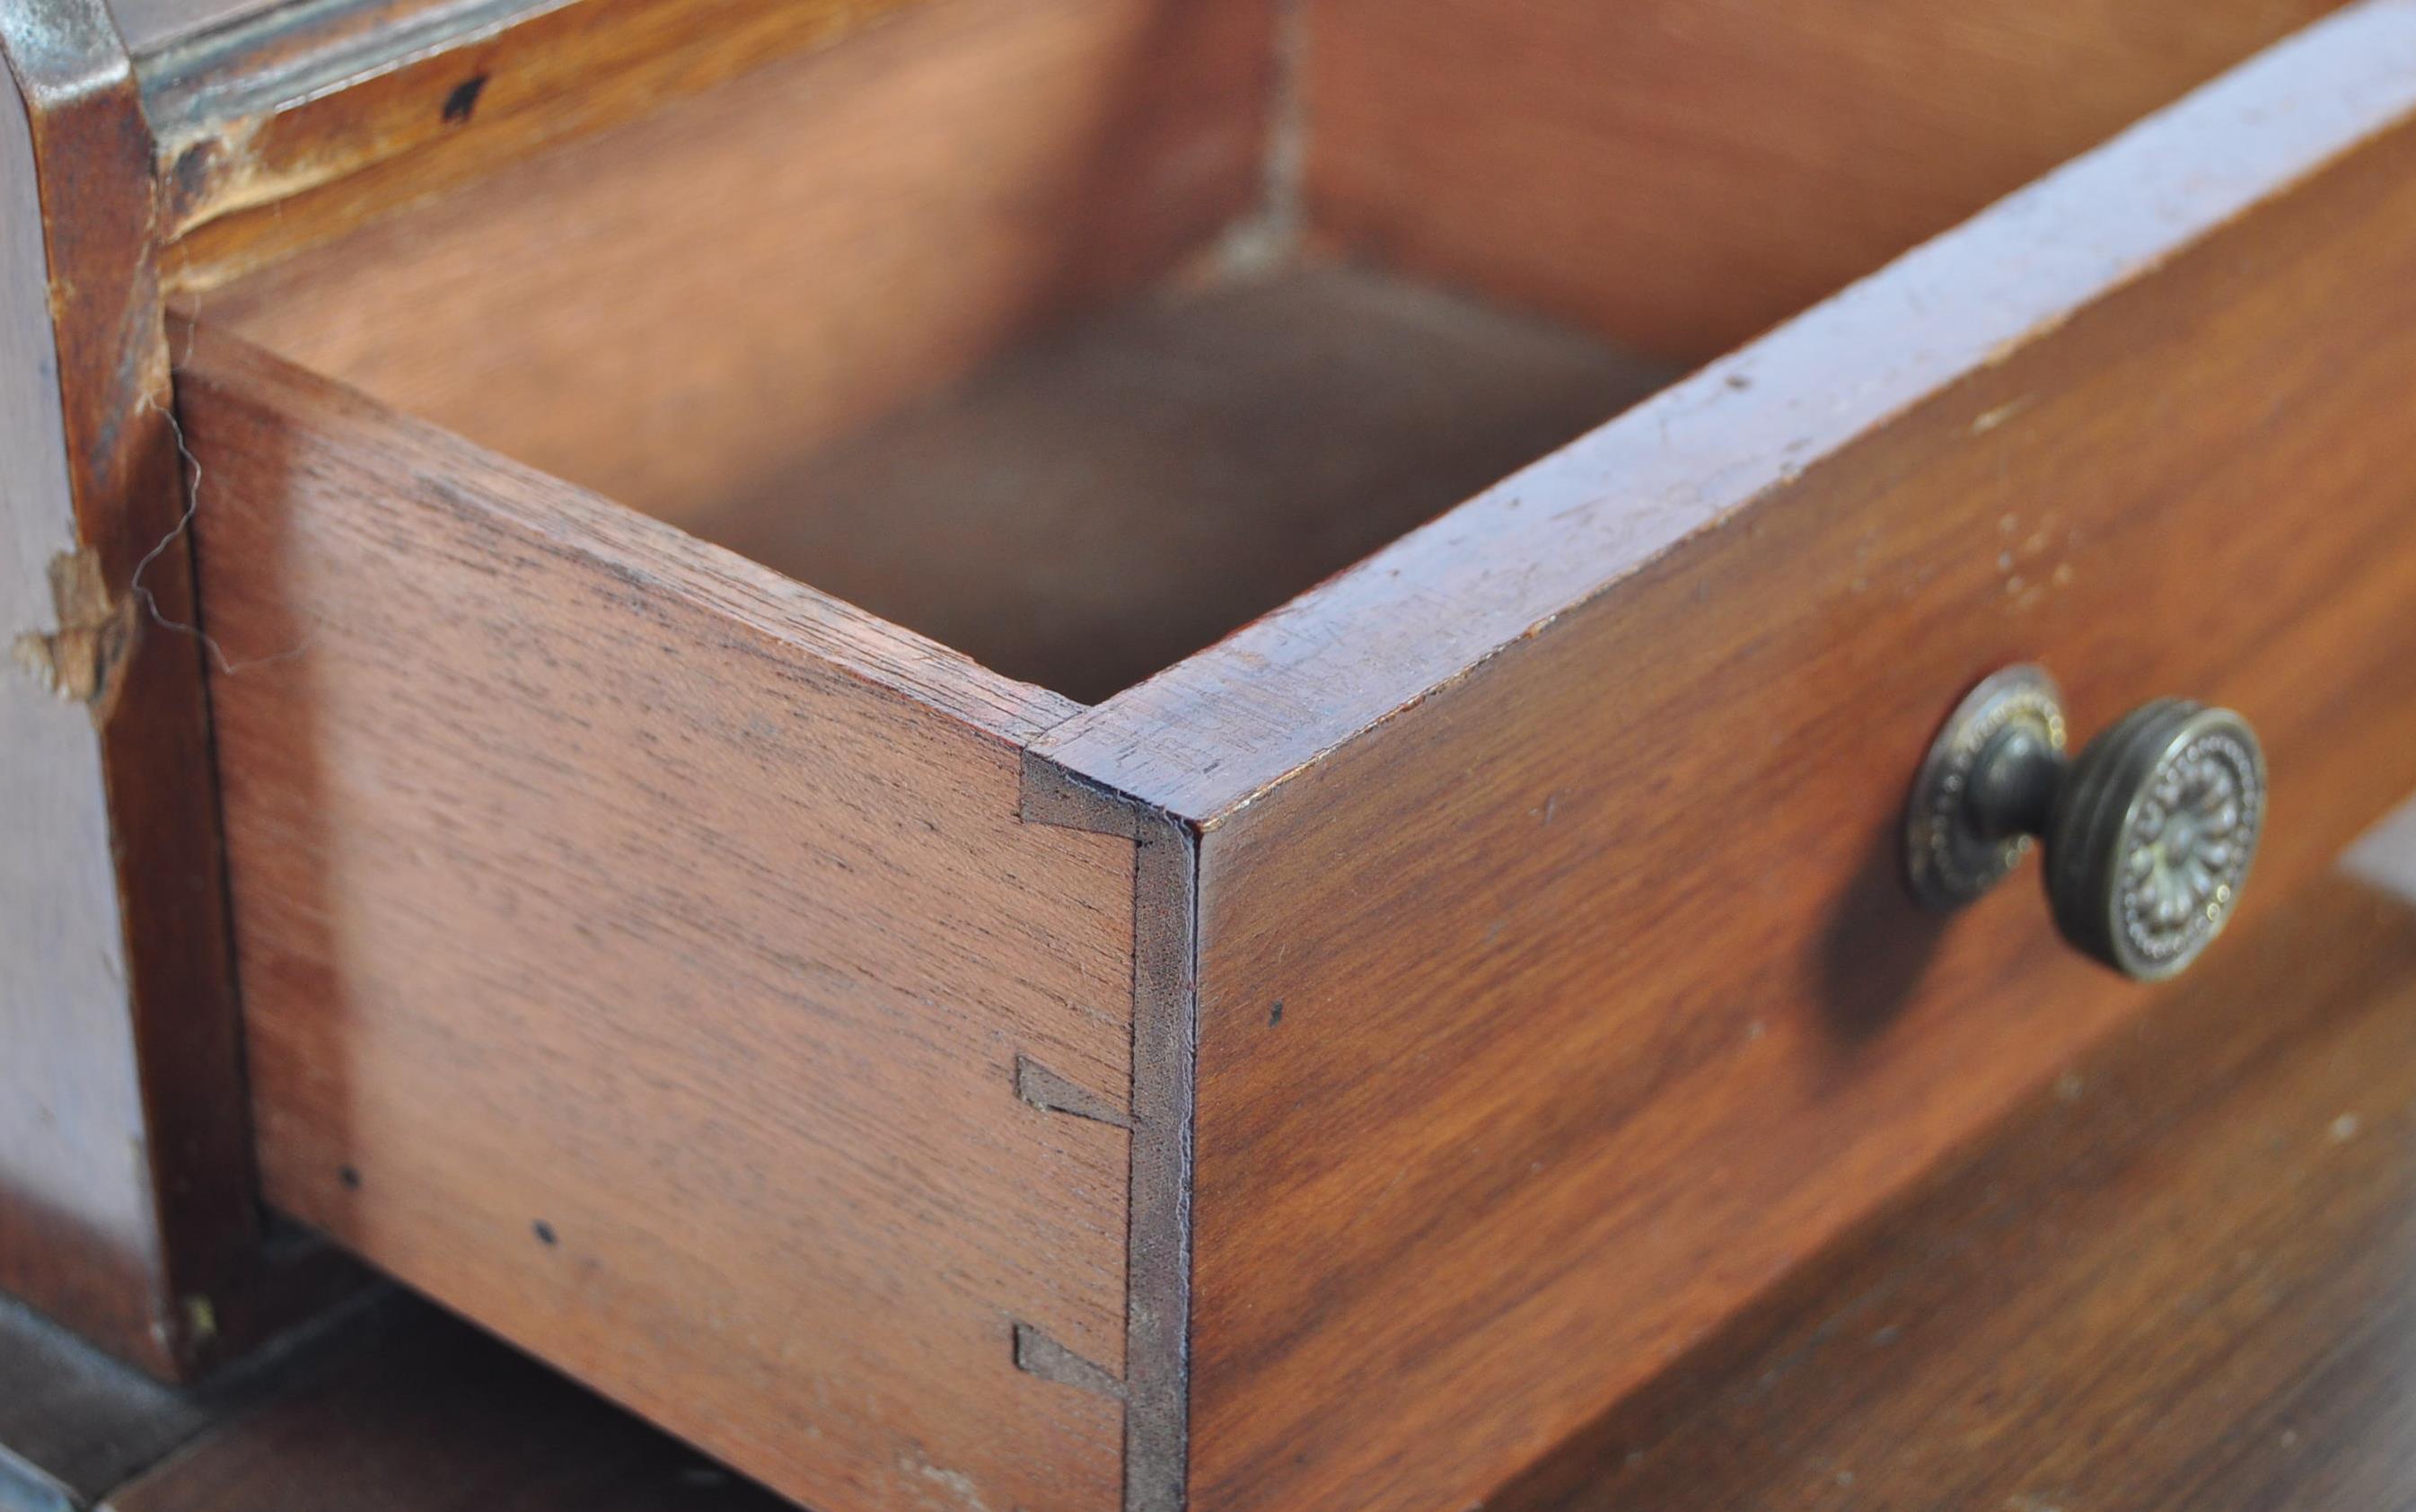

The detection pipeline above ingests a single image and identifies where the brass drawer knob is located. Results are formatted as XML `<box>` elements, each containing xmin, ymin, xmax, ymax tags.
<box><xmin>1904</xmin><ymin>664</ymin><xmax>2265</xmax><ymax>980</ymax></box>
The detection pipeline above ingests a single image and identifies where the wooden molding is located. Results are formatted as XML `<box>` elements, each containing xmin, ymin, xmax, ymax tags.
<box><xmin>0</xmin><ymin>0</ymin><xmax>270</xmax><ymax>1380</ymax></box>
<box><xmin>138</xmin><ymin>0</ymin><xmax>937</xmax><ymax>293</ymax></box>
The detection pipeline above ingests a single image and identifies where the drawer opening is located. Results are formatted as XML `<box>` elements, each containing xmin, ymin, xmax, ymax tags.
<box><xmin>655</xmin><ymin>264</ymin><xmax>1674</xmax><ymax>703</ymax></box>
<box><xmin>185</xmin><ymin>0</ymin><xmax>2330</xmax><ymax>705</ymax></box>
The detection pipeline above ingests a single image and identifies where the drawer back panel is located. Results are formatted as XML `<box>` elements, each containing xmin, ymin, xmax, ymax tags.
<box><xmin>1308</xmin><ymin>0</ymin><xmax>2348</xmax><ymax>362</ymax></box>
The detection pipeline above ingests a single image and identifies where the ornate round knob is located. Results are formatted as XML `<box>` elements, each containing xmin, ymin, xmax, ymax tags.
<box><xmin>1903</xmin><ymin>664</ymin><xmax>2265</xmax><ymax>980</ymax></box>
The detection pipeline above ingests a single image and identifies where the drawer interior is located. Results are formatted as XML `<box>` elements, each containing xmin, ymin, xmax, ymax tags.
<box><xmin>189</xmin><ymin>0</ymin><xmax>2336</xmax><ymax>704</ymax></box>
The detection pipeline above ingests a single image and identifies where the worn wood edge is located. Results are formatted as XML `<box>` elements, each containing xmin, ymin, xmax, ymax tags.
<box><xmin>1036</xmin><ymin>0</ymin><xmax>2416</xmax><ymax>824</ymax></box>
<box><xmin>0</xmin><ymin>0</ymin><xmax>268</xmax><ymax>1381</ymax></box>
<box><xmin>1021</xmin><ymin>752</ymin><xmax>1199</xmax><ymax>1512</ymax></box>
<box><xmin>138</xmin><ymin>0</ymin><xmax>931</xmax><ymax>286</ymax></box>
<box><xmin>174</xmin><ymin>321</ymin><xmax>1085</xmax><ymax>744</ymax></box>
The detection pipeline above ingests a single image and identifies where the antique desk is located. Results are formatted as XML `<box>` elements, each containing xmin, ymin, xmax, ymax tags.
<box><xmin>6</xmin><ymin>1</ymin><xmax>2416</xmax><ymax>1509</ymax></box>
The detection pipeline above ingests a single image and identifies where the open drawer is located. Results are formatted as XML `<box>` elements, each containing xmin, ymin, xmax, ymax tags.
<box><xmin>151</xmin><ymin>0</ymin><xmax>2416</xmax><ymax>1508</ymax></box>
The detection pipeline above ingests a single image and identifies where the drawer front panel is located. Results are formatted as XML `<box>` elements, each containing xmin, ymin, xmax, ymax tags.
<box><xmin>179</xmin><ymin>336</ymin><xmax>1138</xmax><ymax>1512</ymax></box>
<box><xmin>1044</xmin><ymin>8</ymin><xmax>2416</xmax><ymax>1508</ymax></box>
<box><xmin>1193</xmin><ymin>123</ymin><xmax>2416</xmax><ymax>1512</ymax></box>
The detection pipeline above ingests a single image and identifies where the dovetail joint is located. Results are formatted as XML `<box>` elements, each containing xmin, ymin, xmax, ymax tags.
<box><xmin>1015</xmin><ymin>1054</ymin><xmax>1130</xmax><ymax>1129</ymax></box>
<box><xmin>1012</xmin><ymin>1322</ymin><xmax>1125</xmax><ymax>1401</ymax></box>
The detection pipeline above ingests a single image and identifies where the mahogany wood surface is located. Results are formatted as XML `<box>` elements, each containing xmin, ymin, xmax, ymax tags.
<box><xmin>194</xmin><ymin>0</ymin><xmax>1274</xmax><ymax>529</ymax></box>
<box><xmin>175</xmin><ymin>330</ymin><xmax>1139</xmax><ymax>1512</ymax></box>
<box><xmin>1502</xmin><ymin>874</ymin><xmax>2416</xmax><ymax>1512</ymax></box>
<box><xmin>97</xmin><ymin>0</ymin><xmax>2416</xmax><ymax>1506</ymax></box>
<box><xmin>0</xmin><ymin>0</ymin><xmax>263</xmax><ymax>1380</ymax></box>
<box><xmin>1307</xmin><ymin>0</ymin><xmax>2347</xmax><ymax>361</ymax></box>
<box><xmin>139</xmin><ymin>0</ymin><xmax>936</xmax><ymax>287</ymax></box>
<box><xmin>1033</xmin><ymin>8</ymin><xmax>2416</xmax><ymax>1508</ymax></box>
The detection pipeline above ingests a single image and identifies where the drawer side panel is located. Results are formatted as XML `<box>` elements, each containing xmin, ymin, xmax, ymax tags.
<box><xmin>178</xmin><ymin>333</ymin><xmax>1136</xmax><ymax>1512</ymax></box>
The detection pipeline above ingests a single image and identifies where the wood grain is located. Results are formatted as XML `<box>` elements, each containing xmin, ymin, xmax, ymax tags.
<box><xmin>1035</xmin><ymin>7</ymin><xmax>2416</xmax><ymax>1508</ymax></box>
<box><xmin>139</xmin><ymin>0</ymin><xmax>936</xmax><ymax>285</ymax></box>
<box><xmin>1307</xmin><ymin>0</ymin><xmax>2346</xmax><ymax>361</ymax></box>
<box><xmin>0</xmin><ymin>0</ymin><xmax>262</xmax><ymax>1380</ymax></box>
<box><xmin>1498</xmin><ymin>875</ymin><xmax>2416</xmax><ymax>1512</ymax></box>
<box><xmin>178</xmin><ymin>330</ymin><xmax>1138</xmax><ymax>1512</ymax></box>
<box><xmin>194</xmin><ymin>0</ymin><xmax>1275</xmax><ymax>528</ymax></box>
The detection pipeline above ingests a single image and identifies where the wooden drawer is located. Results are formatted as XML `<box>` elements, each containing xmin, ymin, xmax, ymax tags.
<box><xmin>131</xmin><ymin>0</ymin><xmax>2416</xmax><ymax>1508</ymax></box>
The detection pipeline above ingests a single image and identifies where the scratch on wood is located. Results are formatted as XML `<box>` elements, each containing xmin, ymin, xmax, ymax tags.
<box><xmin>12</xmin><ymin>551</ymin><xmax>131</xmax><ymax>708</ymax></box>
<box><xmin>1014</xmin><ymin>1055</ymin><xmax>1129</xmax><ymax>1129</ymax></box>
<box><xmin>1970</xmin><ymin>394</ymin><xmax>2035</xmax><ymax>435</ymax></box>
<box><xmin>1012</xmin><ymin>1321</ymin><xmax>1125</xmax><ymax>1401</ymax></box>
<box><xmin>897</xmin><ymin>1444</ymin><xmax>993</xmax><ymax>1512</ymax></box>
